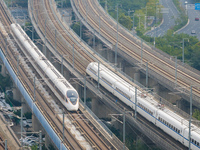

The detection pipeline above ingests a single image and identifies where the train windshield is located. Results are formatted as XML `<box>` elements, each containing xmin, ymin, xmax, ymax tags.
<box><xmin>67</xmin><ymin>90</ymin><xmax>78</xmax><ymax>105</ymax></box>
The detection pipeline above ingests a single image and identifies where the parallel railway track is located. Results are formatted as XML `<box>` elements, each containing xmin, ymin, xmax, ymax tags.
<box><xmin>0</xmin><ymin>136</ymin><xmax>6</xmax><ymax>150</ymax></box>
<box><xmin>0</xmin><ymin>0</ymin><xmax>114</xmax><ymax>149</ymax></box>
<box><xmin>28</xmin><ymin>0</ymin><xmax>195</xmax><ymax>149</ymax></box>
<box><xmin>31</xmin><ymin>0</ymin><xmax>120</xmax><ymax>149</ymax></box>
<box><xmin>72</xmin><ymin>0</ymin><xmax>200</xmax><ymax>106</ymax></box>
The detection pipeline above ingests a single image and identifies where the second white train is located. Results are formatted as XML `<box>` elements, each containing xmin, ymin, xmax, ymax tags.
<box><xmin>86</xmin><ymin>62</ymin><xmax>200</xmax><ymax>150</ymax></box>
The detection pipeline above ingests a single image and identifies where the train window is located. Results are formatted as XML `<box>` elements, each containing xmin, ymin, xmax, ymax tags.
<box><xmin>192</xmin><ymin>139</ymin><xmax>194</xmax><ymax>143</ymax></box>
<box><xmin>90</xmin><ymin>68</ymin><xmax>97</xmax><ymax>74</ymax></box>
<box><xmin>195</xmin><ymin>141</ymin><xmax>197</xmax><ymax>145</ymax></box>
<box><xmin>178</xmin><ymin>130</ymin><xmax>180</xmax><ymax>134</ymax></box>
<box><xmin>197</xmin><ymin>142</ymin><xmax>199</xmax><ymax>146</ymax></box>
<box><xmin>102</xmin><ymin>77</ymin><xmax>112</xmax><ymax>86</ymax></box>
<box><xmin>67</xmin><ymin>90</ymin><xmax>78</xmax><ymax>105</ymax></box>
<box><xmin>158</xmin><ymin>117</ymin><xmax>160</xmax><ymax>120</ymax></box>
<box><xmin>116</xmin><ymin>87</ymin><xmax>130</xmax><ymax>99</ymax></box>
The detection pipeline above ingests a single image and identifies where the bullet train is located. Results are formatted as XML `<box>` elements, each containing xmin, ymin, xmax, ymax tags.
<box><xmin>11</xmin><ymin>23</ymin><xmax>79</xmax><ymax>111</ymax></box>
<box><xmin>86</xmin><ymin>62</ymin><xmax>200</xmax><ymax>150</ymax></box>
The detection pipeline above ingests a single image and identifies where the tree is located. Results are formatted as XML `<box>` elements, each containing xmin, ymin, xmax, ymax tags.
<box><xmin>193</xmin><ymin>109</ymin><xmax>200</xmax><ymax>120</ymax></box>
<box><xmin>119</xmin><ymin>13</ymin><xmax>132</xmax><ymax>30</ymax></box>
<box><xmin>0</xmin><ymin>74</ymin><xmax>12</xmax><ymax>91</ymax></box>
<box><xmin>191</xmin><ymin>42</ymin><xmax>200</xmax><ymax>70</ymax></box>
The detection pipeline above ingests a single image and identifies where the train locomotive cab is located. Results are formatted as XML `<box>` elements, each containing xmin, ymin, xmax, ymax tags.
<box><xmin>66</xmin><ymin>90</ymin><xmax>79</xmax><ymax>105</ymax></box>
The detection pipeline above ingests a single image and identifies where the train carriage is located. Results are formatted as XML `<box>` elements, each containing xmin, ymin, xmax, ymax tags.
<box><xmin>11</xmin><ymin>23</ymin><xmax>79</xmax><ymax>111</ymax></box>
<box><xmin>86</xmin><ymin>62</ymin><xmax>200</xmax><ymax>150</ymax></box>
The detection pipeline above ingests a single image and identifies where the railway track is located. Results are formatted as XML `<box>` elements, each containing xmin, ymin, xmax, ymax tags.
<box><xmin>0</xmin><ymin>136</ymin><xmax>5</xmax><ymax>150</ymax></box>
<box><xmin>31</xmin><ymin>0</ymin><xmax>121</xmax><ymax>149</ymax></box>
<box><xmin>72</xmin><ymin>0</ymin><xmax>200</xmax><ymax>106</ymax></box>
<box><xmin>29</xmin><ymin>0</ymin><xmax>194</xmax><ymax>149</ymax></box>
<box><xmin>0</xmin><ymin>0</ymin><xmax>123</xmax><ymax>149</ymax></box>
<box><xmin>0</xmin><ymin>1</ymin><xmax>97</xmax><ymax>149</ymax></box>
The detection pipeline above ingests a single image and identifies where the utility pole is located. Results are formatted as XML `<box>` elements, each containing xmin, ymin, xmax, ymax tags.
<box><xmin>182</xmin><ymin>38</ymin><xmax>189</xmax><ymax>65</ymax></box>
<box><xmin>84</xmin><ymin>76</ymin><xmax>86</xmax><ymax>108</ymax></box>
<box><xmin>115</xmin><ymin>4</ymin><xmax>119</xmax><ymax>66</ymax></box>
<box><xmin>189</xmin><ymin>85</ymin><xmax>192</xmax><ymax>150</ymax></box>
<box><xmin>98</xmin><ymin>62</ymin><xmax>100</xmax><ymax>89</ymax></box>
<box><xmin>73</xmin><ymin>44</ymin><xmax>75</xmax><ymax>69</ymax></box>
<box><xmin>146</xmin><ymin>62</ymin><xmax>148</xmax><ymax>88</ymax></box>
<box><xmin>175</xmin><ymin>56</ymin><xmax>177</xmax><ymax>87</ymax></box>
<box><xmin>123</xmin><ymin>110</ymin><xmax>125</xmax><ymax>150</ymax></box>
<box><xmin>44</xmin><ymin>18</ymin><xmax>47</xmax><ymax>56</ymax></box>
<box><xmin>39</xmin><ymin>131</ymin><xmax>42</xmax><ymax>150</ymax></box>
<box><xmin>135</xmin><ymin>87</ymin><xmax>137</xmax><ymax>119</ymax></box>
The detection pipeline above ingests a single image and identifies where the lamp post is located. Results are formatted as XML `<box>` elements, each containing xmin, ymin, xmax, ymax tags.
<box><xmin>182</xmin><ymin>38</ymin><xmax>189</xmax><ymax>65</ymax></box>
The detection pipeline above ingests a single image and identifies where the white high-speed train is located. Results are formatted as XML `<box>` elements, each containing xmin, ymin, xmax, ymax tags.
<box><xmin>86</xmin><ymin>62</ymin><xmax>200</xmax><ymax>150</ymax></box>
<box><xmin>11</xmin><ymin>23</ymin><xmax>79</xmax><ymax>111</ymax></box>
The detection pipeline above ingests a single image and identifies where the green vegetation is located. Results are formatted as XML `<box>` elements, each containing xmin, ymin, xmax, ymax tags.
<box><xmin>109</xmin><ymin>126</ymin><xmax>160</xmax><ymax>150</ymax></box>
<box><xmin>55</xmin><ymin>0</ymin><xmax>71</xmax><ymax>8</ymax></box>
<box><xmin>13</xmin><ymin>109</ymin><xmax>20</xmax><ymax>124</ymax></box>
<box><xmin>70</xmin><ymin>22</ymin><xmax>90</xmax><ymax>42</ymax></box>
<box><xmin>4</xmin><ymin>0</ymin><xmax>27</xmax><ymax>7</ymax></box>
<box><xmin>101</xmin><ymin>0</ymin><xmax>200</xmax><ymax>71</ymax></box>
<box><xmin>100</xmin><ymin>0</ymin><xmax>162</xmax><ymax>33</ymax></box>
<box><xmin>141</xmin><ymin>30</ymin><xmax>200</xmax><ymax>70</ymax></box>
<box><xmin>172</xmin><ymin>0</ymin><xmax>188</xmax><ymax>31</ymax></box>
<box><xmin>31</xmin><ymin>144</ymin><xmax>47</xmax><ymax>150</ymax></box>
<box><xmin>193</xmin><ymin>109</ymin><xmax>200</xmax><ymax>120</ymax></box>
<box><xmin>24</xmin><ymin>22</ymin><xmax>40</xmax><ymax>41</ymax></box>
<box><xmin>24</xmin><ymin>112</ymin><xmax>32</xmax><ymax>119</ymax></box>
<box><xmin>0</xmin><ymin>74</ymin><xmax>12</xmax><ymax>91</ymax></box>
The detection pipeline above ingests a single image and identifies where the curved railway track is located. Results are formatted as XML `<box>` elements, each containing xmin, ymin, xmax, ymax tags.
<box><xmin>0</xmin><ymin>1</ymin><xmax>108</xmax><ymax>149</ymax></box>
<box><xmin>0</xmin><ymin>0</ymin><xmax>121</xmax><ymax>149</ymax></box>
<box><xmin>72</xmin><ymin>0</ymin><xmax>200</xmax><ymax>106</ymax></box>
<box><xmin>31</xmin><ymin>0</ymin><xmax>119</xmax><ymax>149</ymax></box>
<box><xmin>28</xmin><ymin>0</ymin><xmax>194</xmax><ymax>149</ymax></box>
<box><xmin>33</xmin><ymin>0</ymin><xmax>91</xmax><ymax>74</ymax></box>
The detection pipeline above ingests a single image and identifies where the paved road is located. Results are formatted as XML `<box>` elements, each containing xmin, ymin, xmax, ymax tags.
<box><xmin>145</xmin><ymin>0</ymin><xmax>179</xmax><ymax>37</ymax></box>
<box><xmin>177</xmin><ymin>0</ymin><xmax>200</xmax><ymax>40</ymax></box>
